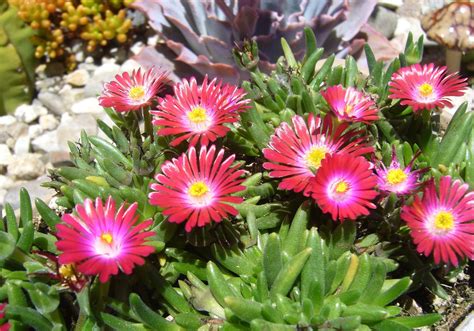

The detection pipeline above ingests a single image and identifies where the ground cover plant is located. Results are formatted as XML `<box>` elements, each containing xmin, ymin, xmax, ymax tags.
<box><xmin>0</xmin><ymin>28</ymin><xmax>473</xmax><ymax>330</ymax></box>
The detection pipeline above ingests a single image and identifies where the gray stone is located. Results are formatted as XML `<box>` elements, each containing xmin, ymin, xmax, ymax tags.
<box><xmin>4</xmin><ymin>175</ymin><xmax>54</xmax><ymax>210</ymax></box>
<box><xmin>14</xmin><ymin>135</ymin><xmax>30</xmax><ymax>155</ymax></box>
<box><xmin>7</xmin><ymin>153</ymin><xmax>45</xmax><ymax>180</ymax></box>
<box><xmin>0</xmin><ymin>115</ymin><xmax>16</xmax><ymax>144</ymax></box>
<box><xmin>38</xmin><ymin>91</ymin><xmax>67</xmax><ymax>116</ymax></box>
<box><xmin>457</xmin><ymin>311</ymin><xmax>474</xmax><ymax>331</ymax></box>
<box><xmin>369</xmin><ymin>6</ymin><xmax>399</xmax><ymax>39</ymax></box>
<box><xmin>71</xmin><ymin>97</ymin><xmax>103</xmax><ymax>115</ymax></box>
<box><xmin>441</xmin><ymin>87</ymin><xmax>474</xmax><ymax>130</ymax></box>
<box><xmin>392</xmin><ymin>16</ymin><xmax>427</xmax><ymax>48</ymax></box>
<box><xmin>39</xmin><ymin>114</ymin><xmax>59</xmax><ymax>131</ymax></box>
<box><xmin>65</xmin><ymin>69</ymin><xmax>90</xmax><ymax>87</ymax></box>
<box><xmin>15</xmin><ymin>103</ymin><xmax>47</xmax><ymax>123</ymax></box>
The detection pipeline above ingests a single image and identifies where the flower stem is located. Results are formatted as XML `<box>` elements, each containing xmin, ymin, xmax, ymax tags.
<box><xmin>143</xmin><ymin>106</ymin><xmax>154</xmax><ymax>142</ymax></box>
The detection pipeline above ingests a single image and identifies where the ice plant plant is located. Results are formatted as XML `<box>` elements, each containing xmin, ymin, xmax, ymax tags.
<box><xmin>151</xmin><ymin>75</ymin><xmax>250</xmax><ymax>146</ymax></box>
<box><xmin>401</xmin><ymin>176</ymin><xmax>474</xmax><ymax>266</ymax></box>
<box><xmin>263</xmin><ymin>114</ymin><xmax>374</xmax><ymax>196</ymax></box>
<box><xmin>55</xmin><ymin>197</ymin><xmax>155</xmax><ymax>283</ymax></box>
<box><xmin>98</xmin><ymin>67</ymin><xmax>167</xmax><ymax>112</ymax></box>
<box><xmin>311</xmin><ymin>153</ymin><xmax>378</xmax><ymax>221</ymax></box>
<box><xmin>320</xmin><ymin>85</ymin><xmax>379</xmax><ymax>123</ymax></box>
<box><xmin>388</xmin><ymin>63</ymin><xmax>467</xmax><ymax>112</ymax></box>
<box><xmin>149</xmin><ymin>145</ymin><xmax>245</xmax><ymax>232</ymax></box>
<box><xmin>374</xmin><ymin>147</ymin><xmax>426</xmax><ymax>196</ymax></box>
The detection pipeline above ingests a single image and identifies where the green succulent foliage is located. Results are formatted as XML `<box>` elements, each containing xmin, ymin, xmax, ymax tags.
<box><xmin>99</xmin><ymin>204</ymin><xmax>440</xmax><ymax>330</ymax></box>
<box><xmin>0</xmin><ymin>0</ymin><xmax>36</xmax><ymax>115</ymax></box>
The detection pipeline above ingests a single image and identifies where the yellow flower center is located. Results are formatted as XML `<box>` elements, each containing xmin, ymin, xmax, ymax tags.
<box><xmin>335</xmin><ymin>180</ymin><xmax>349</xmax><ymax>193</ymax></box>
<box><xmin>188</xmin><ymin>181</ymin><xmax>209</xmax><ymax>197</ymax></box>
<box><xmin>100</xmin><ymin>233</ymin><xmax>113</xmax><ymax>245</ymax></box>
<box><xmin>433</xmin><ymin>211</ymin><xmax>454</xmax><ymax>231</ymax></box>
<box><xmin>129</xmin><ymin>86</ymin><xmax>145</xmax><ymax>100</ymax></box>
<box><xmin>418</xmin><ymin>83</ymin><xmax>433</xmax><ymax>97</ymax></box>
<box><xmin>305</xmin><ymin>147</ymin><xmax>328</xmax><ymax>169</ymax></box>
<box><xmin>59</xmin><ymin>264</ymin><xmax>75</xmax><ymax>278</ymax></box>
<box><xmin>386</xmin><ymin>169</ymin><xmax>407</xmax><ymax>185</ymax></box>
<box><xmin>187</xmin><ymin>106</ymin><xmax>208</xmax><ymax>123</ymax></box>
<box><xmin>345</xmin><ymin>104</ymin><xmax>353</xmax><ymax>114</ymax></box>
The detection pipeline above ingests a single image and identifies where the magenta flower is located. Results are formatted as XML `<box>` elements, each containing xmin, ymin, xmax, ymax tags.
<box><xmin>55</xmin><ymin>197</ymin><xmax>155</xmax><ymax>283</ymax></box>
<box><xmin>388</xmin><ymin>63</ymin><xmax>467</xmax><ymax>112</ymax></box>
<box><xmin>401</xmin><ymin>176</ymin><xmax>474</xmax><ymax>266</ymax></box>
<box><xmin>374</xmin><ymin>147</ymin><xmax>427</xmax><ymax>196</ymax></box>
<box><xmin>0</xmin><ymin>303</ymin><xmax>9</xmax><ymax>331</ymax></box>
<box><xmin>263</xmin><ymin>114</ymin><xmax>374</xmax><ymax>196</ymax></box>
<box><xmin>149</xmin><ymin>145</ymin><xmax>246</xmax><ymax>232</ymax></box>
<box><xmin>320</xmin><ymin>85</ymin><xmax>379</xmax><ymax>123</ymax></box>
<box><xmin>99</xmin><ymin>67</ymin><xmax>167</xmax><ymax>112</ymax></box>
<box><xmin>311</xmin><ymin>153</ymin><xmax>378</xmax><ymax>221</ymax></box>
<box><xmin>152</xmin><ymin>75</ymin><xmax>250</xmax><ymax>147</ymax></box>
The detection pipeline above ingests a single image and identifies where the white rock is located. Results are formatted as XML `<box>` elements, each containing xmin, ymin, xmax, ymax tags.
<box><xmin>38</xmin><ymin>91</ymin><xmax>67</xmax><ymax>116</ymax></box>
<box><xmin>0</xmin><ymin>115</ymin><xmax>16</xmax><ymax>126</ymax></box>
<box><xmin>7</xmin><ymin>153</ymin><xmax>45</xmax><ymax>180</ymax></box>
<box><xmin>14</xmin><ymin>135</ymin><xmax>30</xmax><ymax>155</ymax></box>
<box><xmin>378</xmin><ymin>0</ymin><xmax>403</xmax><ymax>9</ymax></box>
<box><xmin>7</xmin><ymin>122</ymin><xmax>28</xmax><ymax>141</ymax></box>
<box><xmin>102</xmin><ymin>57</ymin><xmax>117</xmax><ymax>65</ymax></box>
<box><xmin>84</xmin><ymin>63</ymin><xmax>120</xmax><ymax>97</ymax></box>
<box><xmin>32</xmin><ymin>130</ymin><xmax>59</xmax><ymax>154</ymax></box>
<box><xmin>57</xmin><ymin>113</ymin><xmax>97</xmax><ymax>150</ymax></box>
<box><xmin>0</xmin><ymin>144</ymin><xmax>13</xmax><ymax>166</ymax></box>
<box><xmin>58</xmin><ymin>85</ymin><xmax>85</xmax><ymax>111</ymax></box>
<box><xmin>14</xmin><ymin>103</ymin><xmax>48</xmax><ymax>123</ymax></box>
<box><xmin>120</xmin><ymin>59</ymin><xmax>142</xmax><ymax>73</ymax></box>
<box><xmin>441</xmin><ymin>87</ymin><xmax>474</xmax><ymax>130</ymax></box>
<box><xmin>392</xmin><ymin>17</ymin><xmax>426</xmax><ymax>48</ymax></box>
<box><xmin>28</xmin><ymin>124</ymin><xmax>44</xmax><ymax>139</ymax></box>
<box><xmin>65</xmin><ymin>69</ymin><xmax>90</xmax><ymax>87</ymax></box>
<box><xmin>0</xmin><ymin>175</ymin><xmax>14</xmax><ymax>190</ymax></box>
<box><xmin>131</xmin><ymin>41</ymin><xmax>145</xmax><ymax>55</ymax></box>
<box><xmin>71</xmin><ymin>97</ymin><xmax>103</xmax><ymax>115</ymax></box>
<box><xmin>39</xmin><ymin>114</ymin><xmax>59</xmax><ymax>131</ymax></box>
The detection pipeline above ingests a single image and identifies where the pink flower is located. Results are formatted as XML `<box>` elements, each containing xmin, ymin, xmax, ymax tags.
<box><xmin>263</xmin><ymin>114</ymin><xmax>374</xmax><ymax>196</ymax></box>
<box><xmin>321</xmin><ymin>85</ymin><xmax>379</xmax><ymax>123</ymax></box>
<box><xmin>0</xmin><ymin>303</ymin><xmax>9</xmax><ymax>331</ymax></box>
<box><xmin>99</xmin><ymin>67</ymin><xmax>167</xmax><ymax>112</ymax></box>
<box><xmin>149</xmin><ymin>145</ymin><xmax>245</xmax><ymax>232</ymax></box>
<box><xmin>55</xmin><ymin>197</ymin><xmax>155</xmax><ymax>283</ymax></box>
<box><xmin>311</xmin><ymin>153</ymin><xmax>378</xmax><ymax>221</ymax></box>
<box><xmin>374</xmin><ymin>147</ymin><xmax>427</xmax><ymax>196</ymax></box>
<box><xmin>152</xmin><ymin>75</ymin><xmax>250</xmax><ymax>147</ymax></box>
<box><xmin>401</xmin><ymin>176</ymin><xmax>474</xmax><ymax>266</ymax></box>
<box><xmin>388</xmin><ymin>63</ymin><xmax>467</xmax><ymax>112</ymax></box>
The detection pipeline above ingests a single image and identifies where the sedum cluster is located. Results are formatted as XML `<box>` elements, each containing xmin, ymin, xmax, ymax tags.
<box><xmin>8</xmin><ymin>0</ymin><xmax>134</xmax><ymax>61</ymax></box>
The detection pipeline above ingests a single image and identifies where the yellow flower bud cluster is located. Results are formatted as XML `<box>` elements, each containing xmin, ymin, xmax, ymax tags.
<box><xmin>8</xmin><ymin>0</ymin><xmax>134</xmax><ymax>61</ymax></box>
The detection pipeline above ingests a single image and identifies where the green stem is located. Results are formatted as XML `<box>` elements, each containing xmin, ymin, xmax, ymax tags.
<box><xmin>142</xmin><ymin>106</ymin><xmax>154</xmax><ymax>142</ymax></box>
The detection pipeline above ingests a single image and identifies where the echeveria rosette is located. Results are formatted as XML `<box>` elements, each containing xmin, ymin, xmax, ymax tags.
<box><xmin>149</xmin><ymin>145</ymin><xmax>246</xmax><ymax>232</ymax></box>
<box><xmin>152</xmin><ymin>75</ymin><xmax>250</xmax><ymax>147</ymax></box>
<box><xmin>99</xmin><ymin>67</ymin><xmax>167</xmax><ymax>112</ymax></box>
<box><xmin>388</xmin><ymin>63</ymin><xmax>467</xmax><ymax>112</ymax></box>
<box><xmin>263</xmin><ymin>114</ymin><xmax>374</xmax><ymax>196</ymax></box>
<box><xmin>311</xmin><ymin>153</ymin><xmax>378</xmax><ymax>221</ymax></box>
<box><xmin>374</xmin><ymin>147</ymin><xmax>427</xmax><ymax>196</ymax></box>
<box><xmin>55</xmin><ymin>197</ymin><xmax>155</xmax><ymax>283</ymax></box>
<box><xmin>401</xmin><ymin>176</ymin><xmax>474</xmax><ymax>266</ymax></box>
<box><xmin>320</xmin><ymin>85</ymin><xmax>379</xmax><ymax>124</ymax></box>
